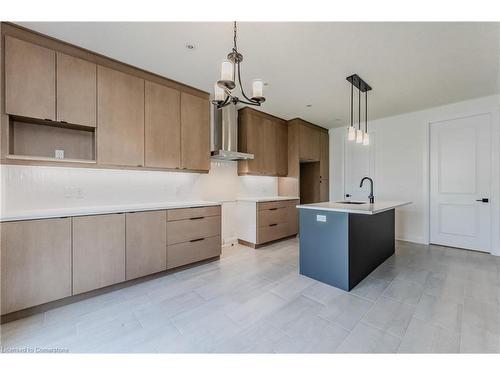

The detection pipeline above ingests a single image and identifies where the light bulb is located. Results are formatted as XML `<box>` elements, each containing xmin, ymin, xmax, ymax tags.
<box><xmin>348</xmin><ymin>126</ymin><xmax>356</xmax><ymax>141</ymax></box>
<box><xmin>363</xmin><ymin>132</ymin><xmax>370</xmax><ymax>146</ymax></box>
<box><xmin>220</xmin><ymin>60</ymin><xmax>233</xmax><ymax>81</ymax></box>
<box><xmin>214</xmin><ymin>83</ymin><xmax>225</xmax><ymax>101</ymax></box>
<box><xmin>356</xmin><ymin>129</ymin><xmax>363</xmax><ymax>143</ymax></box>
<box><xmin>252</xmin><ymin>79</ymin><xmax>264</xmax><ymax>98</ymax></box>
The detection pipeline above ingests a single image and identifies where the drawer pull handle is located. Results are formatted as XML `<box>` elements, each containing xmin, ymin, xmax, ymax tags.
<box><xmin>190</xmin><ymin>237</ymin><xmax>205</xmax><ymax>242</ymax></box>
<box><xmin>189</xmin><ymin>216</ymin><xmax>205</xmax><ymax>220</ymax></box>
<box><xmin>269</xmin><ymin>208</ymin><xmax>278</xmax><ymax>211</ymax></box>
<box><xmin>269</xmin><ymin>223</ymin><xmax>278</xmax><ymax>227</ymax></box>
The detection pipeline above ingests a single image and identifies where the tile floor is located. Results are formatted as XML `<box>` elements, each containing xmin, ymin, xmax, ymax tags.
<box><xmin>1</xmin><ymin>239</ymin><xmax>500</xmax><ymax>353</ymax></box>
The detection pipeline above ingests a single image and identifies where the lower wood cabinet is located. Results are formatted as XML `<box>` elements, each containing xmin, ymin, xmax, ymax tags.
<box><xmin>126</xmin><ymin>210</ymin><xmax>167</xmax><ymax>280</ymax></box>
<box><xmin>72</xmin><ymin>214</ymin><xmax>126</xmax><ymax>295</ymax></box>
<box><xmin>320</xmin><ymin>179</ymin><xmax>329</xmax><ymax>202</ymax></box>
<box><xmin>167</xmin><ymin>236</ymin><xmax>221</xmax><ymax>269</ymax></box>
<box><xmin>1</xmin><ymin>218</ymin><xmax>71</xmax><ymax>315</ymax></box>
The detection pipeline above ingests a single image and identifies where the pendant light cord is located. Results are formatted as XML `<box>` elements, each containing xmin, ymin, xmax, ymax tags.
<box><xmin>358</xmin><ymin>86</ymin><xmax>361</xmax><ymax>130</ymax></box>
<box><xmin>365</xmin><ymin>91</ymin><xmax>368</xmax><ymax>133</ymax></box>
<box><xmin>350</xmin><ymin>82</ymin><xmax>353</xmax><ymax>128</ymax></box>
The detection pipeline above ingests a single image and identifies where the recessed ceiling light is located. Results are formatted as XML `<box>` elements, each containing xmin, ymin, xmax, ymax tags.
<box><xmin>306</xmin><ymin>104</ymin><xmax>312</xmax><ymax>108</ymax></box>
<box><xmin>264</xmin><ymin>82</ymin><xmax>269</xmax><ymax>86</ymax></box>
<box><xmin>185</xmin><ymin>43</ymin><xmax>196</xmax><ymax>50</ymax></box>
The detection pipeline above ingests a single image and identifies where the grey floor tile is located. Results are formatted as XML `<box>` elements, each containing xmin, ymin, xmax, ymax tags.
<box><xmin>302</xmin><ymin>281</ymin><xmax>346</xmax><ymax>305</ymax></box>
<box><xmin>269</xmin><ymin>273</ymin><xmax>317</xmax><ymax>301</ymax></box>
<box><xmin>318</xmin><ymin>293</ymin><xmax>373</xmax><ymax>330</ymax></box>
<box><xmin>398</xmin><ymin>317</ymin><xmax>460</xmax><ymax>353</ymax></box>
<box><xmin>414</xmin><ymin>294</ymin><xmax>462</xmax><ymax>333</ymax></box>
<box><xmin>350</xmin><ymin>276</ymin><xmax>390</xmax><ymax>301</ymax></box>
<box><xmin>383</xmin><ymin>278</ymin><xmax>424</xmax><ymax>306</ymax></box>
<box><xmin>336</xmin><ymin>322</ymin><xmax>401</xmax><ymax>353</ymax></box>
<box><xmin>423</xmin><ymin>273</ymin><xmax>465</xmax><ymax>304</ymax></box>
<box><xmin>361</xmin><ymin>296</ymin><xmax>415</xmax><ymax>338</ymax></box>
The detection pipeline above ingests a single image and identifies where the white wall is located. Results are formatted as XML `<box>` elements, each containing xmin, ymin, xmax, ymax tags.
<box><xmin>330</xmin><ymin>95</ymin><xmax>500</xmax><ymax>255</ymax></box>
<box><xmin>0</xmin><ymin>161</ymin><xmax>278</xmax><ymax>245</ymax></box>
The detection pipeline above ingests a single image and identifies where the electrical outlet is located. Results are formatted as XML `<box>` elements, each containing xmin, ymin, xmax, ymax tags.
<box><xmin>316</xmin><ymin>214</ymin><xmax>327</xmax><ymax>223</ymax></box>
<box><xmin>55</xmin><ymin>149</ymin><xmax>65</xmax><ymax>159</ymax></box>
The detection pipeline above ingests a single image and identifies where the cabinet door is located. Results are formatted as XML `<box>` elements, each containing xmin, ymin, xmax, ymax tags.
<box><xmin>56</xmin><ymin>52</ymin><xmax>97</xmax><ymax>127</ymax></box>
<box><xmin>299</xmin><ymin>124</ymin><xmax>320</xmax><ymax>161</ymax></box>
<box><xmin>126</xmin><ymin>211</ymin><xmax>167</xmax><ymax>280</ymax></box>
<box><xmin>320</xmin><ymin>179</ymin><xmax>329</xmax><ymax>202</ymax></box>
<box><xmin>97</xmin><ymin>66</ymin><xmax>144</xmax><ymax>167</ymax></box>
<box><xmin>73</xmin><ymin>214</ymin><xmax>126</xmax><ymax>294</ymax></box>
<box><xmin>320</xmin><ymin>131</ymin><xmax>329</xmax><ymax>179</ymax></box>
<box><xmin>5</xmin><ymin>36</ymin><xmax>55</xmax><ymax>120</ymax></box>
<box><xmin>145</xmin><ymin>81</ymin><xmax>181</xmax><ymax>168</ymax></box>
<box><xmin>238</xmin><ymin>113</ymin><xmax>265</xmax><ymax>175</ymax></box>
<box><xmin>262</xmin><ymin>119</ymin><xmax>277</xmax><ymax>175</ymax></box>
<box><xmin>276</xmin><ymin>121</ymin><xmax>288</xmax><ymax>176</ymax></box>
<box><xmin>180</xmin><ymin>92</ymin><xmax>210</xmax><ymax>171</ymax></box>
<box><xmin>286</xmin><ymin>199</ymin><xmax>300</xmax><ymax>236</ymax></box>
<box><xmin>1</xmin><ymin>218</ymin><xmax>71</xmax><ymax>314</ymax></box>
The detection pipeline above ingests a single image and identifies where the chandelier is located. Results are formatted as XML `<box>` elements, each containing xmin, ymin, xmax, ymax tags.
<box><xmin>212</xmin><ymin>22</ymin><xmax>266</xmax><ymax>109</ymax></box>
<box><xmin>347</xmin><ymin>74</ymin><xmax>371</xmax><ymax>146</ymax></box>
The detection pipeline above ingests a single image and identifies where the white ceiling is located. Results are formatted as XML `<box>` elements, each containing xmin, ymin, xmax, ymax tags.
<box><xmin>17</xmin><ymin>22</ymin><xmax>500</xmax><ymax>128</ymax></box>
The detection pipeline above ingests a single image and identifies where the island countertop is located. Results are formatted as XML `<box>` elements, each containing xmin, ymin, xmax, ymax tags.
<box><xmin>296</xmin><ymin>201</ymin><xmax>411</xmax><ymax>215</ymax></box>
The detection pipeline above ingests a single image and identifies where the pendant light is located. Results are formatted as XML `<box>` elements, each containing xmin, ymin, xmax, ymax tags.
<box><xmin>355</xmin><ymin>86</ymin><xmax>363</xmax><ymax>143</ymax></box>
<box><xmin>347</xmin><ymin>82</ymin><xmax>356</xmax><ymax>141</ymax></box>
<box><xmin>363</xmin><ymin>91</ymin><xmax>370</xmax><ymax>146</ymax></box>
<box><xmin>346</xmin><ymin>74</ymin><xmax>372</xmax><ymax>146</ymax></box>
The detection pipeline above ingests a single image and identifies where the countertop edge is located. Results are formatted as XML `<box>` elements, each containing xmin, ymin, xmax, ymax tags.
<box><xmin>0</xmin><ymin>201</ymin><xmax>222</xmax><ymax>222</ymax></box>
<box><xmin>296</xmin><ymin>201</ymin><xmax>412</xmax><ymax>215</ymax></box>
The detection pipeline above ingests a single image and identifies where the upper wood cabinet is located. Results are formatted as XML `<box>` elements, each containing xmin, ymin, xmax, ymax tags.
<box><xmin>320</xmin><ymin>131</ymin><xmax>329</xmax><ymax>180</ymax></box>
<box><xmin>72</xmin><ymin>213</ymin><xmax>126</xmax><ymax>295</ymax></box>
<box><xmin>180</xmin><ymin>92</ymin><xmax>210</xmax><ymax>171</ymax></box>
<box><xmin>5</xmin><ymin>36</ymin><xmax>56</xmax><ymax>120</ymax></box>
<box><xmin>276</xmin><ymin>121</ymin><xmax>288</xmax><ymax>177</ymax></box>
<box><xmin>145</xmin><ymin>81</ymin><xmax>181</xmax><ymax>169</ymax></box>
<box><xmin>299</xmin><ymin>122</ymin><xmax>320</xmax><ymax>162</ymax></box>
<box><xmin>1</xmin><ymin>218</ymin><xmax>71</xmax><ymax>315</ymax></box>
<box><xmin>56</xmin><ymin>52</ymin><xmax>97</xmax><ymax>127</ymax></box>
<box><xmin>97</xmin><ymin>66</ymin><xmax>145</xmax><ymax>167</ymax></box>
<box><xmin>238</xmin><ymin>107</ymin><xmax>288</xmax><ymax>177</ymax></box>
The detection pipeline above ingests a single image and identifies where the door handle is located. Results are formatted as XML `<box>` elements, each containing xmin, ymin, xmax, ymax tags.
<box><xmin>476</xmin><ymin>198</ymin><xmax>489</xmax><ymax>203</ymax></box>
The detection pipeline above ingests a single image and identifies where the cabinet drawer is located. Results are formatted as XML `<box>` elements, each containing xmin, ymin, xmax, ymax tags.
<box><xmin>257</xmin><ymin>223</ymin><xmax>288</xmax><ymax>244</ymax></box>
<box><xmin>258</xmin><ymin>207</ymin><xmax>287</xmax><ymax>227</ymax></box>
<box><xmin>167</xmin><ymin>236</ymin><xmax>221</xmax><ymax>269</ymax></box>
<box><xmin>257</xmin><ymin>200</ymin><xmax>288</xmax><ymax>211</ymax></box>
<box><xmin>167</xmin><ymin>215</ymin><xmax>221</xmax><ymax>245</ymax></box>
<box><xmin>167</xmin><ymin>205</ymin><xmax>221</xmax><ymax>221</ymax></box>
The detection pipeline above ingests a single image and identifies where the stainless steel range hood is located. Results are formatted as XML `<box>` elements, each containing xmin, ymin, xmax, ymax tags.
<box><xmin>211</xmin><ymin>104</ymin><xmax>254</xmax><ymax>161</ymax></box>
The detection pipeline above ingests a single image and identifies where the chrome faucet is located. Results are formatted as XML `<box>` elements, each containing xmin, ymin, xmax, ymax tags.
<box><xmin>360</xmin><ymin>177</ymin><xmax>374</xmax><ymax>204</ymax></box>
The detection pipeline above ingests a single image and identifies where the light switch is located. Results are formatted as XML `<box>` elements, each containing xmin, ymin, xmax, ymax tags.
<box><xmin>316</xmin><ymin>214</ymin><xmax>327</xmax><ymax>222</ymax></box>
<box><xmin>55</xmin><ymin>149</ymin><xmax>65</xmax><ymax>159</ymax></box>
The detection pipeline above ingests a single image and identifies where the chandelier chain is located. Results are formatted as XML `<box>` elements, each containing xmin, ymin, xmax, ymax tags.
<box><xmin>233</xmin><ymin>21</ymin><xmax>238</xmax><ymax>52</ymax></box>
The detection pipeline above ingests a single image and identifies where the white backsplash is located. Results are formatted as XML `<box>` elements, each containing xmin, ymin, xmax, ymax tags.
<box><xmin>0</xmin><ymin>160</ymin><xmax>278</xmax><ymax>244</ymax></box>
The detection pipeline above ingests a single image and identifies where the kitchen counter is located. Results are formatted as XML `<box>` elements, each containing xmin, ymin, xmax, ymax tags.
<box><xmin>298</xmin><ymin>200</ymin><xmax>411</xmax><ymax>291</ymax></box>
<box><xmin>237</xmin><ymin>196</ymin><xmax>299</xmax><ymax>202</ymax></box>
<box><xmin>296</xmin><ymin>201</ymin><xmax>411</xmax><ymax>215</ymax></box>
<box><xmin>0</xmin><ymin>201</ymin><xmax>221</xmax><ymax>222</ymax></box>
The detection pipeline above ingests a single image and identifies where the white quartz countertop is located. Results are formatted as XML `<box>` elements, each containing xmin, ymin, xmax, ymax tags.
<box><xmin>296</xmin><ymin>201</ymin><xmax>412</xmax><ymax>215</ymax></box>
<box><xmin>0</xmin><ymin>201</ymin><xmax>221</xmax><ymax>222</ymax></box>
<box><xmin>237</xmin><ymin>196</ymin><xmax>300</xmax><ymax>202</ymax></box>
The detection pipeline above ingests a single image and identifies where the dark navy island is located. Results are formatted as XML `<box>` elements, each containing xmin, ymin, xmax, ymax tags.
<box><xmin>297</xmin><ymin>201</ymin><xmax>411</xmax><ymax>291</ymax></box>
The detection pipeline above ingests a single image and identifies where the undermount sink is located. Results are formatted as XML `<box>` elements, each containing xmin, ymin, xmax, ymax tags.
<box><xmin>336</xmin><ymin>201</ymin><xmax>367</xmax><ymax>205</ymax></box>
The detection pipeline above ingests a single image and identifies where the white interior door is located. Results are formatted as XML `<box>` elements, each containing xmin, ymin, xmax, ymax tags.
<box><xmin>344</xmin><ymin>132</ymin><xmax>375</xmax><ymax>201</ymax></box>
<box><xmin>430</xmin><ymin>114</ymin><xmax>491</xmax><ymax>252</ymax></box>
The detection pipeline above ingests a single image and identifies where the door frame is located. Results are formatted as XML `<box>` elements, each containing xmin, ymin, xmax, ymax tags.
<box><xmin>427</xmin><ymin>111</ymin><xmax>495</xmax><ymax>253</ymax></box>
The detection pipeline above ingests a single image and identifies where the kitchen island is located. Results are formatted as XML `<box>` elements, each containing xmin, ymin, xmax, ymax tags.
<box><xmin>297</xmin><ymin>201</ymin><xmax>411</xmax><ymax>291</ymax></box>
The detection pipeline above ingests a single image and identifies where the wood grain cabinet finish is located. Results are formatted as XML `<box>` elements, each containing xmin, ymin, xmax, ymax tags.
<box><xmin>238</xmin><ymin>108</ymin><xmax>288</xmax><ymax>177</ymax></box>
<box><xmin>145</xmin><ymin>81</ymin><xmax>181</xmax><ymax>168</ymax></box>
<box><xmin>167</xmin><ymin>216</ymin><xmax>221</xmax><ymax>245</ymax></box>
<box><xmin>286</xmin><ymin>199</ymin><xmax>300</xmax><ymax>236</ymax></box>
<box><xmin>125</xmin><ymin>210</ymin><xmax>167</xmax><ymax>280</ymax></box>
<box><xmin>276</xmin><ymin>122</ymin><xmax>288</xmax><ymax>176</ymax></box>
<box><xmin>5</xmin><ymin>36</ymin><xmax>56</xmax><ymax>120</ymax></box>
<box><xmin>72</xmin><ymin>214</ymin><xmax>126</xmax><ymax>294</ymax></box>
<box><xmin>320</xmin><ymin>131</ymin><xmax>329</xmax><ymax>180</ymax></box>
<box><xmin>56</xmin><ymin>52</ymin><xmax>97</xmax><ymax>127</ymax></box>
<box><xmin>255</xmin><ymin>199</ymin><xmax>299</xmax><ymax>245</ymax></box>
<box><xmin>180</xmin><ymin>92</ymin><xmax>210</xmax><ymax>171</ymax></box>
<box><xmin>0</xmin><ymin>218</ymin><xmax>71</xmax><ymax>315</ymax></box>
<box><xmin>320</xmin><ymin>178</ymin><xmax>329</xmax><ymax>202</ymax></box>
<box><xmin>97</xmin><ymin>66</ymin><xmax>145</xmax><ymax>167</ymax></box>
<box><xmin>299</xmin><ymin>123</ymin><xmax>320</xmax><ymax>162</ymax></box>
<box><xmin>167</xmin><ymin>236</ymin><xmax>221</xmax><ymax>269</ymax></box>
